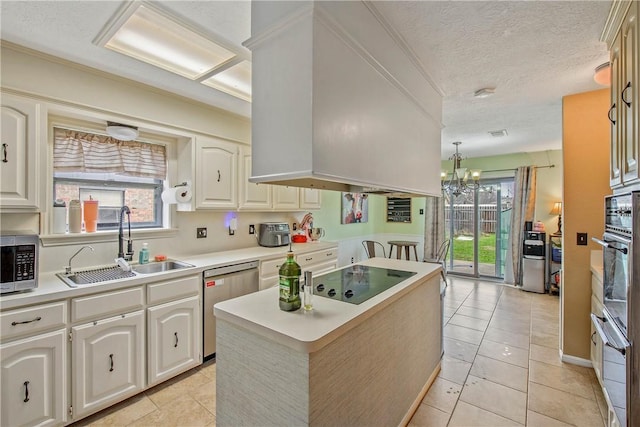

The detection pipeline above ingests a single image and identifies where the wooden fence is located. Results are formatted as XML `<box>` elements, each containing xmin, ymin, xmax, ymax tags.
<box><xmin>445</xmin><ymin>204</ymin><xmax>498</xmax><ymax>234</ymax></box>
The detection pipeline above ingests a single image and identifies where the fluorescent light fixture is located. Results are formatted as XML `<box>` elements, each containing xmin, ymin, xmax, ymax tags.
<box><xmin>202</xmin><ymin>60</ymin><xmax>252</xmax><ymax>101</ymax></box>
<box><xmin>102</xmin><ymin>4</ymin><xmax>236</xmax><ymax>80</ymax></box>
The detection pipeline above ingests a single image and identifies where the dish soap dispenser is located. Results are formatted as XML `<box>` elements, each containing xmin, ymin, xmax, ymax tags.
<box><xmin>139</xmin><ymin>243</ymin><xmax>150</xmax><ymax>264</ymax></box>
<box><xmin>279</xmin><ymin>244</ymin><xmax>301</xmax><ymax>311</ymax></box>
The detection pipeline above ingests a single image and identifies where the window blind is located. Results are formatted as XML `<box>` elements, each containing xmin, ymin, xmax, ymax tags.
<box><xmin>53</xmin><ymin>128</ymin><xmax>166</xmax><ymax>179</ymax></box>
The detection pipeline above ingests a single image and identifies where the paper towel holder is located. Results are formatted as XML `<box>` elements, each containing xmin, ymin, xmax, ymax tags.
<box><xmin>174</xmin><ymin>182</ymin><xmax>190</xmax><ymax>199</ymax></box>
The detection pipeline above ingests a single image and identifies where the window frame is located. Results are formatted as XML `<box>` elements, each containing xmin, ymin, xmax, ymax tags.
<box><xmin>53</xmin><ymin>174</ymin><xmax>165</xmax><ymax>230</ymax></box>
<box><xmin>42</xmin><ymin>112</ymin><xmax>181</xmax><ymax>246</ymax></box>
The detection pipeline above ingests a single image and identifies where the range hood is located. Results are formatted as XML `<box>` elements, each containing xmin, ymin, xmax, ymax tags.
<box><xmin>245</xmin><ymin>1</ymin><xmax>443</xmax><ymax>197</ymax></box>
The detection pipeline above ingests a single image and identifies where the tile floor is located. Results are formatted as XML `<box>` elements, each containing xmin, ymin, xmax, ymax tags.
<box><xmin>72</xmin><ymin>276</ymin><xmax>607</xmax><ymax>427</ymax></box>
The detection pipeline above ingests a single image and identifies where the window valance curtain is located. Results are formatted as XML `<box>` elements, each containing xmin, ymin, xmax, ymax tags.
<box><xmin>53</xmin><ymin>129</ymin><xmax>166</xmax><ymax>179</ymax></box>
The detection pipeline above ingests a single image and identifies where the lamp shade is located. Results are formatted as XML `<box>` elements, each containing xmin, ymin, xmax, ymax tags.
<box><xmin>549</xmin><ymin>202</ymin><xmax>562</xmax><ymax>216</ymax></box>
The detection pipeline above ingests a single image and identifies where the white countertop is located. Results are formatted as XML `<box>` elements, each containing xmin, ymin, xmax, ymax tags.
<box><xmin>214</xmin><ymin>257</ymin><xmax>441</xmax><ymax>353</ymax></box>
<box><xmin>0</xmin><ymin>241</ymin><xmax>337</xmax><ymax>311</ymax></box>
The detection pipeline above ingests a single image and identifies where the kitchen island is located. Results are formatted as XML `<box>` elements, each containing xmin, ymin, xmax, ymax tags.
<box><xmin>214</xmin><ymin>257</ymin><xmax>443</xmax><ymax>426</ymax></box>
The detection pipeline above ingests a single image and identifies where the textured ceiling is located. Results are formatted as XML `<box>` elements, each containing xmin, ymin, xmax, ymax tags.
<box><xmin>0</xmin><ymin>1</ymin><xmax>611</xmax><ymax>159</ymax></box>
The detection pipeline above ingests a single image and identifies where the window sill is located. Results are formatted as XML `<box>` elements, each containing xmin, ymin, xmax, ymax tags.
<box><xmin>40</xmin><ymin>228</ymin><xmax>179</xmax><ymax>247</ymax></box>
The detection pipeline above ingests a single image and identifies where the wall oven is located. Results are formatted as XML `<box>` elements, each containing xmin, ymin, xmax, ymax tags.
<box><xmin>592</xmin><ymin>191</ymin><xmax>639</xmax><ymax>426</ymax></box>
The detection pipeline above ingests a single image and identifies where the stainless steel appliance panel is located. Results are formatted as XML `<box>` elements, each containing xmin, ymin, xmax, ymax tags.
<box><xmin>203</xmin><ymin>261</ymin><xmax>259</xmax><ymax>359</ymax></box>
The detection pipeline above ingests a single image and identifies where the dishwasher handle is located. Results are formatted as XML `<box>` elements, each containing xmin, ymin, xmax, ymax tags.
<box><xmin>203</xmin><ymin>260</ymin><xmax>259</xmax><ymax>278</ymax></box>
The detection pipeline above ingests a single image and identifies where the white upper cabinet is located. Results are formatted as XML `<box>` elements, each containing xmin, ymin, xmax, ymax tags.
<box><xmin>606</xmin><ymin>1</ymin><xmax>639</xmax><ymax>190</ymax></box>
<box><xmin>621</xmin><ymin>2</ymin><xmax>638</xmax><ymax>185</ymax></box>
<box><xmin>299</xmin><ymin>188</ymin><xmax>321</xmax><ymax>210</ymax></box>
<box><xmin>272</xmin><ymin>185</ymin><xmax>299</xmax><ymax>210</ymax></box>
<box><xmin>0</xmin><ymin>93</ymin><xmax>44</xmax><ymax>211</ymax></box>
<box><xmin>195</xmin><ymin>136</ymin><xmax>238</xmax><ymax>209</ymax></box>
<box><xmin>238</xmin><ymin>145</ymin><xmax>272</xmax><ymax>210</ymax></box>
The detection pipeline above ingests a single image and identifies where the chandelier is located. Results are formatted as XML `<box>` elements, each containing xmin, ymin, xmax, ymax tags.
<box><xmin>441</xmin><ymin>141</ymin><xmax>481</xmax><ymax>196</ymax></box>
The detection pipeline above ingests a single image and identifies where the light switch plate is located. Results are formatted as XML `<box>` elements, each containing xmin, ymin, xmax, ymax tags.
<box><xmin>577</xmin><ymin>232</ymin><xmax>587</xmax><ymax>245</ymax></box>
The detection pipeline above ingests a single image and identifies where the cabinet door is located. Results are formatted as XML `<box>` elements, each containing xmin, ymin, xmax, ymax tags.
<box><xmin>0</xmin><ymin>94</ymin><xmax>42</xmax><ymax>210</ymax></box>
<box><xmin>238</xmin><ymin>147</ymin><xmax>272</xmax><ymax>210</ymax></box>
<box><xmin>147</xmin><ymin>296</ymin><xmax>200</xmax><ymax>386</ymax></box>
<box><xmin>590</xmin><ymin>295</ymin><xmax>603</xmax><ymax>385</ymax></box>
<box><xmin>622</xmin><ymin>4</ymin><xmax>639</xmax><ymax>185</ymax></box>
<box><xmin>273</xmin><ymin>185</ymin><xmax>299</xmax><ymax>210</ymax></box>
<box><xmin>1</xmin><ymin>329</ymin><xmax>67</xmax><ymax>427</ymax></box>
<box><xmin>610</xmin><ymin>34</ymin><xmax>623</xmax><ymax>188</ymax></box>
<box><xmin>299</xmin><ymin>188</ymin><xmax>321</xmax><ymax>209</ymax></box>
<box><xmin>72</xmin><ymin>310</ymin><xmax>145</xmax><ymax>419</ymax></box>
<box><xmin>196</xmin><ymin>136</ymin><xmax>238</xmax><ymax>209</ymax></box>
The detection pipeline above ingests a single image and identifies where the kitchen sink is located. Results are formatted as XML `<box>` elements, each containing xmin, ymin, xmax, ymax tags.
<box><xmin>132</xmin><ymin>260</ymin><xmax>194</xmax><ymax>275</ymax></box>
<box><xmin>56</xmin><ymin>260</ymin><xmax>194</xmax><ymax>288</ymax></box>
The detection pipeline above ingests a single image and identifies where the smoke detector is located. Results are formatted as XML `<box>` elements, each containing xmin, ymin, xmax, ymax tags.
<box><xmin>488</xmin><ymin>129</ymin><xmax>508</xmax><ymax>138</ymax></box>
<box><xmin>474</xmin><ymin>88</ymin><xmax>495</xmax><ymax>98</ymax></box>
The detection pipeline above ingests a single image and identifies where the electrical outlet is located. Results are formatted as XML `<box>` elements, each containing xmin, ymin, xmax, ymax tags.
<box><xmin>292</xmin><ymin>222</ymin><xmax>297</xmax><ymax>231</ymax></box>
<box><xmin>419</xmin><ymin>208</ymin><xmax>424</xmax><ymax>215</ymax></box>
<box><xmin>351</xmin><ymin>257</ymin><xmax>354</xmax><ymax>263</ymax></box>
<box><xmin>197</xmin><ymin>227</ymin><xmax>207</xmax><ymax>238</ymax></box>
<box><xmin>577</xmin><ymin>232</ymin><xmax>587</xmax><ymax>245</ymax></box>
<box><xmin>249</xmin><ymin>224</ymin><xmax>255</xmax><ymax>234</ymax></box>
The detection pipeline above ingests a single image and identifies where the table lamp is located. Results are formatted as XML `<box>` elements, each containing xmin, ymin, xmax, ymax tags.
<box><xmin>549</xmin><ymin>202</ymin><xmax>562</xmax><ymax>235</ymax></box>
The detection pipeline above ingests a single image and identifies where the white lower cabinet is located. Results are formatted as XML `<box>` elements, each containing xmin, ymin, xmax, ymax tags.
<box><xmin>1</xmin><ymin>329</ymin><xmax>67</xmax><ymax>427</ymax></box>
<box><xmin>590</xmin><ymin>294</ymin><xmax>604</xmax><ymax>385</ymax></box>
<box><xmin>71</xmin><ymin>310</ymin><xmax>145</xmax><ymax>420</ymax></box>
<box><xmin>147</xmin><ymin>295</ymin><xmax>200</xmax><ymax>386</ymax></box>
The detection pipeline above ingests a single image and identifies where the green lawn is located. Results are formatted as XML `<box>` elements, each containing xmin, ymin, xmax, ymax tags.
<box><xmin>452</xmin><ymin>234</ymin><xmax>497</xmax><ymax>263</ymax></box>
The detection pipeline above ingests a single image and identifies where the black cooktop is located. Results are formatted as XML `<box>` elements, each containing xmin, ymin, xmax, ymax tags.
<box><xmin>313</xmin><ymin>265</ymin><xmax>416</xmax><ymax>305</ymax></box>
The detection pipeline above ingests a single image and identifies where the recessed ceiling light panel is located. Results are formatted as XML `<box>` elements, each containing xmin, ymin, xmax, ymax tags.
<box><xmin>488</xmin><ymin>129</ymin><xmax>508</xmax><ymax>137</ymax></box>
<box><xmin>202</xmin><ymin>60</ymin><xmax>252</xmax><ymax>101</ymax></box>
<box><xmin>102</xmin><ymin>4</ymin><xmax>236</xmax><ymax>80</ymax></box>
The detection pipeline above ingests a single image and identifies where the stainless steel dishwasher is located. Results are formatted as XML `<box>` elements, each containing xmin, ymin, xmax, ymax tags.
<box><xmin>203</xmin><ymin>260</ymin><xmax>259</xmax><ymax>359</ymax></box>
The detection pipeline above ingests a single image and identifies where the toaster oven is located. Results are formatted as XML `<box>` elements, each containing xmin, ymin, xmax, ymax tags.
<box><xmin>1</xmin><ymin>233</ymin><xmax>39</xmax><ymax>293</ymax></box>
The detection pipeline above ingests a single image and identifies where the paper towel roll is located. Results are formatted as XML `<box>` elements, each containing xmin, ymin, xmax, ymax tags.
<box><xmin>162</xmin><ymin>186</ymin><xmax>192</xmax><ymax>204</ymax></box>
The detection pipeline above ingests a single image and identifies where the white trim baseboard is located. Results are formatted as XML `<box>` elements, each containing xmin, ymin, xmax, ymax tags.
<box><xmin>560</xmin><ymin>352</ymin><xmax>593</xmax><ymax>368</ymax></box>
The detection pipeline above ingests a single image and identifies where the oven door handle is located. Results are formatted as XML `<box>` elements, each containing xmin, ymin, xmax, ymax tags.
<box><xmin>591</xmin><ymin>237</ymin><xmax>628</xmax><ymax>254</ymax></box>
<box><xmin>590</xmin><ymin>313</ymin><xmax>627</xmax><ymax>356</ymax></box>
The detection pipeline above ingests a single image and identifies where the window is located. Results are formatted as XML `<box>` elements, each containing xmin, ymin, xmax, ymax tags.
<box><xmin>53</xmin><ymin>128</ymin><xmax>167</xmax><ymax>231</ymax></box>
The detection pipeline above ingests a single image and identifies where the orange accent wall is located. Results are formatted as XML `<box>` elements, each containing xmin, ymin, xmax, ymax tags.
<box><xmin>561</xmin><ymin>89</ymin><xmax>611</xmax><ymax>359</ymax></box>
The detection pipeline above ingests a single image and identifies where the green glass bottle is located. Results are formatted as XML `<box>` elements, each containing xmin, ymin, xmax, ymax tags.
<box><xmin>279</xmin><ymin>251</ymin><xmax>301</xmax><ymax>311</ymax></box>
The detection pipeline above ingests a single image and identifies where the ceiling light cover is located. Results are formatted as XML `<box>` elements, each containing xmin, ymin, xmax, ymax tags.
<box><xmin>202</xmin><ymin>60</ymin><xmax>252</xmax><ymax>101</ymax></box>
<box><xmin>103</xmin><ymin>4</ymin><xmax>236</xmax><ymax>80</ymax></box>
<box><xmin>594</xmin><ymin>62</ymin><xmax>611</xmax><ymax>86</ymax></box>
<box><xmin>106</xmin><ymin>122</ymin><xmax>139</xmax><ymax>141</ymax></box>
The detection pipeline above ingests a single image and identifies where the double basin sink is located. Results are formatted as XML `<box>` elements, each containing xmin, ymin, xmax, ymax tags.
<box><xmin>56</xmin><ymin>260</ymin><xmax>194</xmax><ymax>288</ymax></box>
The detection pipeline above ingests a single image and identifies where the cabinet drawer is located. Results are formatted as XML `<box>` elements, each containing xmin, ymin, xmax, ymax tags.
<box><xmin>297</xmin><ymin>248</ymin><xmax>337</xmax><ymax>267</ymax></box>
<box><xmin>260</xmin><ymin>257</ymin><xmax>284</xmax><ymax>277</ymax></box>
<box><xmin>71</xmin><ymin>287</ymin><xmax>144</xmax><ymax>323</ymax></box>
<box><xmin>147</xmin><ymin>275</ymin><xmax>200</xmax><ymax>305</ymax></box>
<box><xmin>1</xmin><ymin>301</ymin><xmax>67</xmax><ymax>341</ymax></box>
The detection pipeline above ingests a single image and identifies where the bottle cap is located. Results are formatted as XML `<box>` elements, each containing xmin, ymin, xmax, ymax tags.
<box><xmin>142</xmin><ymin>242</ymin><xmax>148</xmax><ymax>248</ymax></box>
<box><xmin>54</xmin><ymin>199</ymin><xmax>66</xmax><ymax>207</ymax></box>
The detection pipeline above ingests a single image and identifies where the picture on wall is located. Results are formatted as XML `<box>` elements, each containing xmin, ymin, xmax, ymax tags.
<box><xmin>341</xmin><ymin>192</ymin><xmax>369</xmax><ymax>224</ymax></box>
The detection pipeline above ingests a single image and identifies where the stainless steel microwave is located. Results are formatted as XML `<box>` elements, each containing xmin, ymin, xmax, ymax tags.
<box><xmin>1</xmin><ymin>233</ymin><xmax>39</xmax><ymax>294</ymax></box>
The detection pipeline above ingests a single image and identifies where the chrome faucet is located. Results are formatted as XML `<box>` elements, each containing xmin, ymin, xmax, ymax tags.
<box><xmin>118</xmin><ymin>206</ymin><xmax>134</xmax><ymax>261</ymax></box>
<box><xmin>66</xmin><ymin>245</ymin><xmax>94</xmax><ymax>274</ymax></box>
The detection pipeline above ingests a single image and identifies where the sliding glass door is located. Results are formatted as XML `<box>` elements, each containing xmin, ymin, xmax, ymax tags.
<box><xmin>444</xmin><ymin>179</ymin><xmax>514</xmax><ymax>279</ymax></box>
